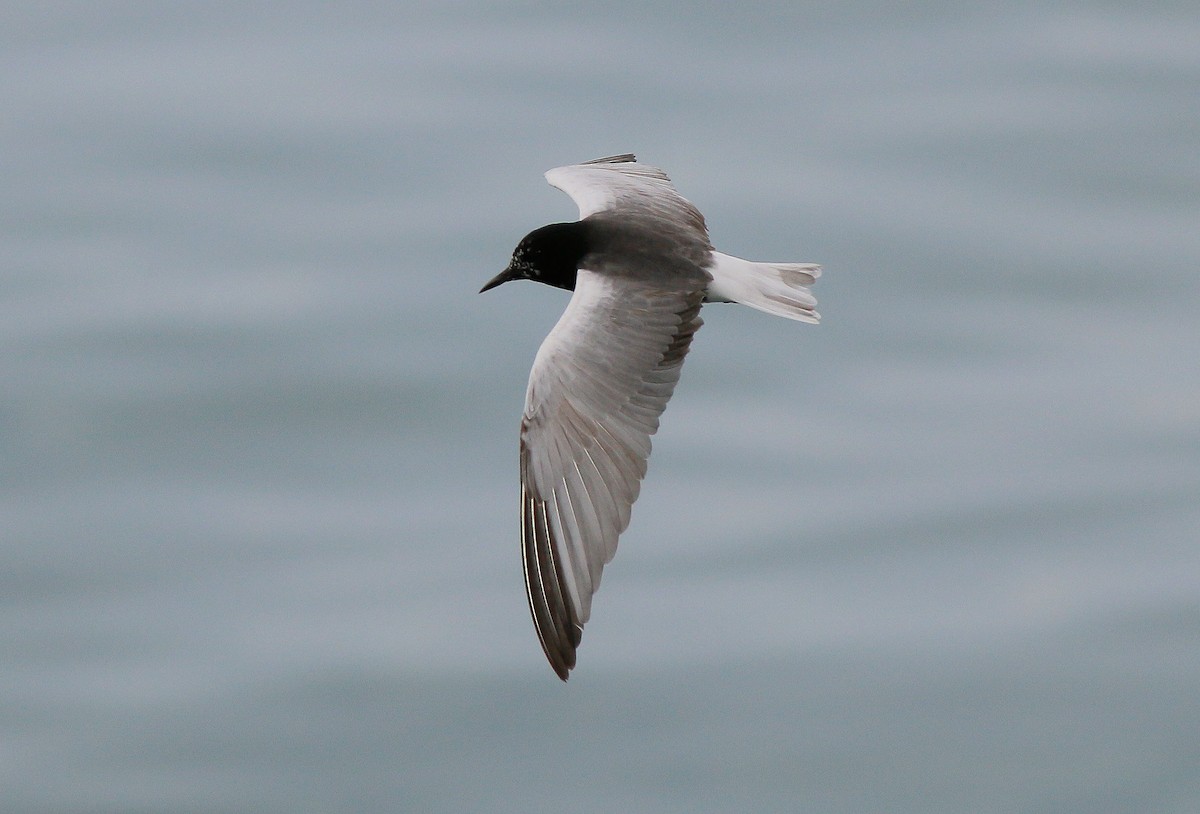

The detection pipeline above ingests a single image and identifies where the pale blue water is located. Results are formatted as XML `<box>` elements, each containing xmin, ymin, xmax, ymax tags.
<box><xmin>3</xmin><ymin>2</ymin><xmax>1199</xmax><ymax>812</ymax></box>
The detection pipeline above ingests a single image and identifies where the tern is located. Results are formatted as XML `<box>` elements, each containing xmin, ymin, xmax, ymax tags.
<box><xmin>481</xmin><ymin>154</ymin><xmax>821</xmax><ymax>679</ymax></box>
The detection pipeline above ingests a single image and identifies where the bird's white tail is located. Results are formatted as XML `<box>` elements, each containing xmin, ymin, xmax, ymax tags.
<box><xmin>704</xmin><ymin>251</ymin><xmax>821</xmax><ymax>323</ymax></box>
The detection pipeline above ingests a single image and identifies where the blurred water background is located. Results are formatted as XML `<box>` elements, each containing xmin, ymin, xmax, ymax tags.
<box><xmin>3</xmin><ymin>2</ymin><xmax>1199</xmax><ymax>811</ymax></box>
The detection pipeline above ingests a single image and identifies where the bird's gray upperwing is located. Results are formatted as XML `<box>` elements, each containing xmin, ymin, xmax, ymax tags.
<box><xmin>545</xmin><ymin>154</ymin><xmax>708</xmax><ymax>240</ymax></box>
<box><xmin>519</xmin><ymin>268</ymin><xmax>705</xmax><ymax>679</ymax></box>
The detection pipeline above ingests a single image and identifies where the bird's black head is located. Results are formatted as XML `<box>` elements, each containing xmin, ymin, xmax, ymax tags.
<box><xmin>480</xmin><ymin>222</ymin><xmax>589</xmax><ymax>293</ymax></box>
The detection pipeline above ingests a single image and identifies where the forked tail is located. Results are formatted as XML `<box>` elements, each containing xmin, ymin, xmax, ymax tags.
<box><xmin>704</xmin><ymin>251</ymin><xmax>821</xmax><ymax>323</ymax></box>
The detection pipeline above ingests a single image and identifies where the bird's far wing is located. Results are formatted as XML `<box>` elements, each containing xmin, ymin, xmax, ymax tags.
<box><xmin>519</xmin><ymin>268</ymin><xmax>704</xmax><ymax>679</ymax></box>
<box><xmin>545</xmin><ymin>154</ymin><xmax>708</xmax><ymax>238</ymax></box>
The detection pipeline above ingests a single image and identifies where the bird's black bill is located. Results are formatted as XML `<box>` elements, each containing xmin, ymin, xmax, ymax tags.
<box><xmin>479</xmin><ymin>268</ymin><xmax>514</xmax><ymax>293</ymax></box>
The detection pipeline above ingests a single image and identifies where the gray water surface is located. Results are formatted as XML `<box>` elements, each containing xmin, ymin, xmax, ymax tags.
<box><xmin>3</xmin><ymin>2</ymin><xmax>1199</xmax><ymax>812</ymax></box>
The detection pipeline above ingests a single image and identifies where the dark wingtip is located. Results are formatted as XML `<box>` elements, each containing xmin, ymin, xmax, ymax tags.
<box><xmin>551</xmin><ymin>645</ymin><xmax>576</xmax><ymax>681</ymax></box>
<box><xmin>546</xmin><ymin>621</ymin><xmax>580</xmax><ymax>681</ymax></box>
<box><xmin>582</xmin><ymin>153</ymin><xmax>636</xmax><ymax>165</ymax></box>
<box><xmin>521</xmin><ymin>486</ymin><xmax>583</xmax><ymax>682</ymax></box>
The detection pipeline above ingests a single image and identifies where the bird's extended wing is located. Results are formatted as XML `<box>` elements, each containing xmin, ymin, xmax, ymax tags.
<box><xmin>545</xmin><ymin>154</ymin><xmax>708</xmax><ymax>238</ymax></box>
<box><xmin>520</xmin><ymin>268</ymin><xmax>704</xmax><ymax>679</ymax></box>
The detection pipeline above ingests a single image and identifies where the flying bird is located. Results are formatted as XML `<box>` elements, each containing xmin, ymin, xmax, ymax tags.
<box><xmin>480</xmin><ymin>154</ymin><xmax>821</xmax><ymax>679</ymax></box>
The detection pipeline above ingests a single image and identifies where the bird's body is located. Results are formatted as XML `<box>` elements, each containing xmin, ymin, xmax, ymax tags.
<box><xmin>481</xmin><ymin>155</ymin><xmax>820</xmax><ymax>679</ymax></box>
